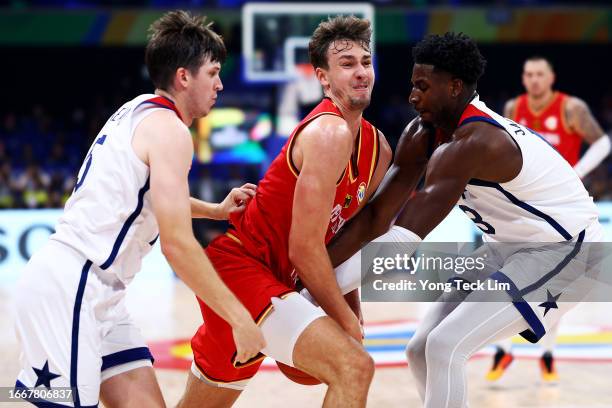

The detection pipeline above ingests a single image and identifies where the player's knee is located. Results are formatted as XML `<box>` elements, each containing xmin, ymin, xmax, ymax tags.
<box><xmin>344</xmin><ymin>348</ymin><xmax>374</xmax><ymax>386</ymax></box>
<box><xmin>424</xmin><ymin>329</ymin><xmax>463</xmax><ymax>367</ymax></box>
<box><xmin>331</xmin><ymin>345</ymin><xmax>374</xmax><ymax>386</ymax></box>
<box><xmin>406</xmin><ymin>334</ymin><xmax>427</xmax><ymax>365</ymax></box>
<box><xmin>405</xmin><ymin>344</ymin><xmax>420</xmax><ymax>367</ymax></box>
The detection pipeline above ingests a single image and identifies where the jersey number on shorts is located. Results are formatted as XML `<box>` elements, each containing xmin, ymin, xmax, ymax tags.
<box><xmin>458</xmin><ymin>204</ymin><xmax>496</xmax><ymax>234</ymax></box>
<box><xmin>74</xmin><ymin>134</ymin><xmax>107</xmax><ymax>192</ymax></box>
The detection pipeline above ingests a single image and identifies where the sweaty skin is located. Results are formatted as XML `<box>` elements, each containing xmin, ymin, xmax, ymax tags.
<box><xmin>328</xmin><ymin>63</ymin><xmax>523</xmax><ymax>264</ymax></box>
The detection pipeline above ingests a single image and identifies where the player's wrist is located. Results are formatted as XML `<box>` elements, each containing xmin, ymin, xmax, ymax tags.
<box><xmin>210</xmin><ymin>202</ymin><xmax>226</xmax><ymax>220</ymax></box>
<box><xmin>226</xmin><ymin>304</ymin><xmax>255</xmax><ymax>329</ymax></box>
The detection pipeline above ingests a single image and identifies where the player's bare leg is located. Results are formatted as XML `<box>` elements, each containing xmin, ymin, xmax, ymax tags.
<box><xmin>100</xmin><ymin>366</ymin><xmax>165</xmax><ymax>408</ymax></box>
<box><xmin>176</xmin><ymin>371</ymin><xmax>241</xmax><ymax>408</ymax></box>
<box><xmin>292</xmin><ymin>316</ymin><xmax>374</xmax><ymax>408</ymax></box>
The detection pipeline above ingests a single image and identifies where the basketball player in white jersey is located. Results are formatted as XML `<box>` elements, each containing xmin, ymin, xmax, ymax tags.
<box><xmin>326</xmin><ymin>33</ymin><xmax>603</xmax><ymax>407</ymax></box>
<box><xmin>13</xmin><ymin>11</ymin><xmax>264</xmax><ymax>408</ymax></box>
<box><xmin>486</xmin><ymin>55</ymin><xmax>610</xmax><ymax>383</ymax></box>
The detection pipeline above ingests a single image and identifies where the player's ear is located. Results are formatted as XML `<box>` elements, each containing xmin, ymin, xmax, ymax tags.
<box><xmin>315</xmin><ymin>67</ymin><xmax>330</xmax><ymax>89</ymax></box>
<box><xmin>450</xmin><ymin>78</ymin><xmax>463</xmax><ymax>98</ymax></box>
<box><xmin>175</xmin><ymin>67</ymin><xmax>189</xmax><ymax>89</ymax></box>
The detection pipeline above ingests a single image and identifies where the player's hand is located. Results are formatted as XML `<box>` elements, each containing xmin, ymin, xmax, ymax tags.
<box><xmin>217</xmin><ymin>183</ymin><xmax>257</xmax><ymax>219</ymax></box>
<box><xmin>340</xmin><ymin>314</ymin><xmax>364</xmax><ymax>344</ymax></box>
<box><xmin>232</xmin><ymin>316</ymin><xmax>266</xmax><ymax>364</ymax></box>
<box><xmin>344</xmin><ymin>290</ymin><xmax>364</xmax><ymax>339</ymax></box>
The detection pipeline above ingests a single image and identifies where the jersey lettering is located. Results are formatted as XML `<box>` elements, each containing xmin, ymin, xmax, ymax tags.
<box><xmin>459</xmin><ymin>204</ymin><xmax>496</xmax><ymax>234</ymax></box>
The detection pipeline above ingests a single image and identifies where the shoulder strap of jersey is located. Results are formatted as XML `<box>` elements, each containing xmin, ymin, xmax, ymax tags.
<box><xmin>140</xmin><ymin>95</ymin><xmax>183</xmax><ymax>121</ymax></box>
<box><xmin>457</xmin><ymin>99</ymin><xmax>505</xmax><ymax>130</ymax></box>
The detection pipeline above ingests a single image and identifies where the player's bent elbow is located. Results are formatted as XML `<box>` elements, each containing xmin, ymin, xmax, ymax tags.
<box><xmin>160</xmin><ymin>238</ymin><xmax>189</xmax><ymax>265</ymax></box>
<box><xmin>288</xmin><ymin>239</ymin><xmax>314</xmax><ymax>270</ymax></box>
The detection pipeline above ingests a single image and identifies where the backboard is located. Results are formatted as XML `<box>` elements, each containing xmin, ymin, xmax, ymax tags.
<box><xmin>242</xmin><ymin>2</ymin><xmax>375</xmax><ymax>83</ymax></box>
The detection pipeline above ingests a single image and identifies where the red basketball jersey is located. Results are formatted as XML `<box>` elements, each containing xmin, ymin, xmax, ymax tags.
<box><xmin>227</xmin><ymin>97</ymin><xmax>380</xmax><ymax>287</ymax></box>
<box><xmin>512</xmin><ymin>92</ymin><xmax>582</xmax><ymax>166</ymax></box>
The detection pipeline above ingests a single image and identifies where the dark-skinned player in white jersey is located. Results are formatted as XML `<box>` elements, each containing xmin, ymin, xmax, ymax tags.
<box><xmin>326</xmin><ymin>32</ymin><xmax>602</xmax><ymax>407</ymax></box>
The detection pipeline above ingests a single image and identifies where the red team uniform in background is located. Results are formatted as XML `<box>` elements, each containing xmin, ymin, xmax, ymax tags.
<box><xmin>191</xmin><ymin>97</ymin><xmax>380</xmax><ymax>384</ymax></box>
<box><xmin>512</xmin><ymin>91</ymin><xmax>582</xmax><ymax>165</ymax></box>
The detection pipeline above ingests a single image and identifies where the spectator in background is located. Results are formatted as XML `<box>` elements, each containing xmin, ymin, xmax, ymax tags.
<box><xmin>14</xmin><ymin>164</ymin><xmax>50</xmax><ymax>209</ymax></box>
<box><xmin>0</xmin><ymin>162</ymin><xmax>16</xmax><ymax>208</ymax></box>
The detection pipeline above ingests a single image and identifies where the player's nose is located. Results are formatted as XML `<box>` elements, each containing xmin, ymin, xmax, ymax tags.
<box><xmin>409</xmin><ymin>90</ymin><xmax>419</xmax><ymax>105</ymax></box>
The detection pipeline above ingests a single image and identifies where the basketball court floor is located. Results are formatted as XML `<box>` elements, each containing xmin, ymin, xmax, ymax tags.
<box><xmin>2</xmin><ymin>271</ymin><xmax>612</xmax><ymax>408</ymax></box>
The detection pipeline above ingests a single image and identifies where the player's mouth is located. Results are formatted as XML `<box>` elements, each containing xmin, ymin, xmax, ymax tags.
<box><xmin>353</xmin><ymin>84</ymin><xmax>369</xmax><ymax>92</ymax></box>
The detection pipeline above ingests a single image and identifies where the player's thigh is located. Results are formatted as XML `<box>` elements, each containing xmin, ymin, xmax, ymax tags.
<box><xmin>259</xmin><ymin>292</ymin><xmax>370</xmax><ymax>382</ymax></box>
<box><xmin>100</xmin><ymin>366</ymin><xmax>164</xmax><ymax>408</ymax></box>
<box><xmin>14</xmin><ymin>241</ymin><xmax>103</xmax><ymax>407</ymax></box>
<box><xmin>100</xmin><ymin>305</ymin><xmax>154</xmax><ymax>383</ymax></box>
<box><xmin>177</xmin><ymin>371</ymin><xmax>241</xmax><ymax>408</ymax></box>
<box><xmin>259</xmin><ymin>293</ymin><xmax>326</xmax><ymax>367</ymax></box>
<box><xmin>291</xmin><ymin>315</ymin><xmax>373</xmax><ymax>384</ymax></box>
<box><xmin>99</xmin><ymin>296</ymin><xmax>160</xmax><ymax>406</ymax></box>
<box><xmin>191</xmin><ymin>240</ymin><xmax>289</xmax><ymax>392</ymax></box>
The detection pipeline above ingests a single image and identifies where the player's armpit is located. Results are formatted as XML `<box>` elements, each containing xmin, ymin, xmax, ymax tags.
<box><xmin>359</xmin><ymin>128</ymin><xmax>392</xmax><ymax>205</ymax></box>
<box><xmin>566</xmin><ymin>97</ymin><xmax>605</xmax><ymax>143</ymax></box>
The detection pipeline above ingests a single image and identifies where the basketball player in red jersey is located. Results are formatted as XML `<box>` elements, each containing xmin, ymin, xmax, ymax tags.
<box><xmin>177</xmin><ymin>16</ymin><xmax>392</xmax><ymax>408</ymax></box>
<box><xmin>506</xmin><ymin>56</ymin><xmax>609</xmax><ymax>177</ymax></box>
<box><xmin>486</xmin><ymin>56</ymin><xmax>610</xmax><ymax>383</ymax></box>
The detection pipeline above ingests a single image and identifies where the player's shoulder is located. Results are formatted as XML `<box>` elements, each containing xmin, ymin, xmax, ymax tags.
<box><xmin>139</xmin><ymin>109</ymin><xmax>188</xmax><ymax>136</ymax></box>
<box><xmin>391</xmin><ymin>117</ymin><xmax>436</xmax><ymax>165</ymax></box>
<box><xmin>301</xmin><ymin>113</ymin><xmax>352</xmax><ymax>146</ymax></box>
<box><xmin>452</xmin><ymin>120</ymin><xmax>509</xmax><ymax>156</ymax></box>
<box><xmin>397</xmin><ymin>116</ymin><xmax>434</xmax><ymax>143</ymax></box>
<box><xmin>564</xmin><ymin>95</ymin><xmax>589</xmax><ymax>112</ymax></box>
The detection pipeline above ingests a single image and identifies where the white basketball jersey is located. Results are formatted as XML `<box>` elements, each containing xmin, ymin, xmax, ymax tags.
<box><xmin>456</xmin><ymin>95</ymin><xmax>598</xmax><ymax>242</ymax></box>
<box><xmin>51</xmin><ymin>94</ymin><xmax>182</xmax><ymax>283</ymax></box>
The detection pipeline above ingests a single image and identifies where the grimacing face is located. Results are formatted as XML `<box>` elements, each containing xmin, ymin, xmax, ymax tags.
<box><xmin>409</xmin><ymin>63</ymin><xmax>454</xmax><ymax>126</ymax></box>
<box><xmin>318</xmin><ymin>39</ymin><xmax>375</xmax><ymax>110</ymax></box>
<box><xmin>522</xmin><ymin>59</ymin><xmax>555</xmax><ymax>99</ymax></box>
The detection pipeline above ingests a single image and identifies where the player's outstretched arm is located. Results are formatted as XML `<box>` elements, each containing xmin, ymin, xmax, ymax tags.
<box><xmin>289</xmin><ymin>115</ymin><xmax>362</xmax><ymax>342</ymax></box>
<box><xmin>395</xmin><ymin>123</ymin><xmax>508</xmax><ymax>238</ymax></box>
<box><xmin>190</xmin><ymin>183</ymin><xmax>256</xmax><ymax>219</ymax></box>
<box><xmin>138</xmin><ymin>110</ymin><xmax>265</xmax><ymax>363</ymax></box>
<box><xmin>327</xmin><ymin>118</ymin><xmax>433</xmax><ymax>266</ymax></box>
<box><xmin>565</xmin><ymin>96</ymin><xmax>611</xmax><ymax>178</ymax></box>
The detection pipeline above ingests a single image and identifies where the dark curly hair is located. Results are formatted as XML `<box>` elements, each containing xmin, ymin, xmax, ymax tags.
<box><xmin>309</xmin><ymin>15</ymin><xmax>371</xmax><ymax>70</ymax></box>
<box><xmin>146</xmin><ymin>10</ymin><xmax>226</xmax><ymax>91</ymax></box>
<box><xmin>412</xmin><ymin>32</ymin><xmax>486</xmax><ymax>86</ymax></box>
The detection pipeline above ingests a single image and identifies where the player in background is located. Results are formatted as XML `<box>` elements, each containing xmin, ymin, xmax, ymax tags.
<box><xmin>506</xmin><ymin>56</ymin><xmax>610</xmax><ymax>178</ymax></box>
<box><xmin>487</xmin><ymin>56</ymin><xmax>611</xmax><ymax>383</ymax></box>
<box><xmin>177</xmin><ymin>16</ymin><xmax>392</xmax><ymax>408</ymax></box>
<box><xmin>13</xmin><ymin>11</ymin><xmax>264</xmax><ymax>408</ymax></box>
<box><xmin>326</xmin><ymin>32</ymin><xmax>602</xmax><ymax>407</ymax></box>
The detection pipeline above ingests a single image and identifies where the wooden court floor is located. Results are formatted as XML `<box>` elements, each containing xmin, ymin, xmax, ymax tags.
<box><xmin>2</xmin><ymin>279</ymin><xmax>612</xmax><ymax>407</ymax></box>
